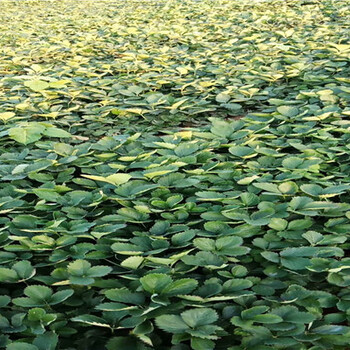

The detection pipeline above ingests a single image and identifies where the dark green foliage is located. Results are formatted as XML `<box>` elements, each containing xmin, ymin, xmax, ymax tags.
<box><xmin>1</xmin><ymin>113</ymin><xmax>350</xmax><ymax>348</ymax></box>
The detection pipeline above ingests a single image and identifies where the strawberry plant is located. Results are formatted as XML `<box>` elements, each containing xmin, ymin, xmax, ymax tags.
<box><xmin>1</xmin><ymin>0</ymin><xmax>350</xmax><ymax>349</ymax></box>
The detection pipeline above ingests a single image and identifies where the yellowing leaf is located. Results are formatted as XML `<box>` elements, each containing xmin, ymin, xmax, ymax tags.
<box><xmin>119</xmin><ymin>156</ymin><xmax>138</xmax><ymax>161</ymax></box>
<box><xmin>120</xmin><ymin>256</ymin><xmax>144</xmax><ymax>269</ymax></box>
<box><xmin>105</xmin><ymin>174</ymin><xmax>132</xmax><ymax>185</ymax></box>
<box><xmin>8</xmin><ymin>124</ymin><xmax>45</xmax><ymax>145</ymax></box>
<box><xmin>169</xmin><ymin>99</ymin><xmax>189</xmax><ymax>110</ymax></box>
<box><xmin>0</xmin><ymin>112</ymin><xmax>15</xmax><ymax>122</ymax></box>
<box><xmin>37</xmin><ymin>112</ymin><xmax>60</xmax><ymax>119</ymax></box>
<box><xmin>175</xmin><ymin>131</ymin><xmax>192</xmax><ymax>139</ymax></box>
<box><xmin>176</xmin><ymin>67</ymin><xmax>188</xmax><ymax>75</ymax></box>
<box><xmin>82</xmin><ymin>173</ymin><xmax>131</xmax><ymax>186</ymax></box>
<box><xmin>24</xmin><ymin>80</ymin><xmax>50</xmax><ymax>91</ymax></box>
<box><xmin>144</xmin><ymin>170</ymin><xmax>173</xmax><ymax>179</ymax></box>
<box><xmin>125</xmin><ymin>108</ymin><xmax>150</xmax><ymax>115</ymax></box>
<box><xmin>49</xmin><ymin>80</ymin><xmax>70</xmax><ymax>88</ymax></box>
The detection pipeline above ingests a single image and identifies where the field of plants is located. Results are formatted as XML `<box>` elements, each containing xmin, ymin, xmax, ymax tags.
<box><xmin>1</xmin><ymin>0</ymin><xmax>350</xmax><ymax>349</ymax></box>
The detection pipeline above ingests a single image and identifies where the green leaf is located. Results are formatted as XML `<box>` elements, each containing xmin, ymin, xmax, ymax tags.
<box><xmin>7</xmin><ymin>344</ymin><xmax>39</xmax><ymax>350</ymax></box>
<box><xmin>71</xmin><ymin>315</ymin><xmax>110</xmax><ymax>328</ymax></box>
<box><xmin>28</xmin><ymin>308</ymin><xmax>47</xmax><ymax>321</ymax></box>
<box><xmin>33</xmin><ymin>189</ymin><xmax>61</xmax><ymax>202</ymax></box>
<box><xmin>155</xmin><ymin>315</ymin><xmax>189</xmax><ymax>333</ymax></box>
<box><xmin>196</xmin><ymin>191</ymin><xmax>226</xmax><ymax>200</ymax></box>
<box><xmin>222</xmin><ymin>102</ymin><xmax>242</xmax><ymax>111</ymax></box>
<box><xmin>12</xmin><ymin>261</ymin><xmax>35</xmax><ymax>280</ymax></box>
<box><xmin>191</xmin><ymin>338</ymin><xmax>215</xmax><ymax>350</ymax></box>
<box><xmin>240</xmin><ymin>192</ymin><xmax>259</xmax><ymax>206</ymax></box>
<box><xmin>288</xmin><ymin>219</ymin><xmax>313</xmax><ymax>231</ymax></box>
<box><xmin>149</xmin><ymin>221</ymin><xmax>170</xmax><ymax>235</ymax></box>
<box><xmin>33</xmin><ymin>332</ymin><xmax>58</xmax><ymax>350</ymax></box>
<box><xmin>252</xmin><ymin>314</ymin><xmax>283</xmax><ymax>324</ymax></box>
<box><xmin>140</xmin><ymin>274</ymin><xmax>172</xmax><ymax>293</ymax></box>
<box><xmin>210</xmin><ymin>119</ymin><xmax>234</xmax><ymax>138</ymax></box>
<box><xmin>181</xmin><ymin>308</ymin><xmax>218</xmax><ymax>328</ymax></box>
<box><xmin>241</xmin><ymin>306</ymin><xmax>269</xmax><ymax>320</ymax></box>
<box><xmin>277</xmin><ymin>105</ymin><xmax>299</xmax><ymax>117</ymax></box>
<box><xmin>87</xmin><ymin>265</ymin><xmax>113</xmax><ymax>277</ymax></box>
<box><xmin>302</xmin><ymin>231</ymin><xmax>323</xmax><ymax>245</ymax></box>
<box><xmin>312</xmin><ymin>325</ymin><xmax>349</xmax><ymax>334</ymax></box>
<box><xmin>216</xmin><ymin>93</ymin><xmax>231</xmax><ymax>103</ymax></box>
<box><xmin>278</xmin><ymin>181</ymin><xmax>298</xmax><ymax>194</ymax></box>
<box><xmin>42</xmin><ymin>127</ymin><xmax>71</xmax><ymax>138</ymax></box>
<box><xmin>0</xmin><ymin>296</ymin><xmax>11</xmax><ymax>308</ymax></box>
<box><xmin>229</xmin><ymin>146</ymin><xmax>256</xmax><ymax>158</ymax></box>
<box><xmin>223</xmin><ymin>279</ymin><xmax>253</xmax><ymax>292</ymax></box>
<box><xmin>172</xmin><ymin>230</ymin><xmax>196</xmax><ymax>246</ymax></box>
<box><xmin>268</xmin><ymin>218</ymin><xmax>288</xmax><ymax>231</ymax></box>
<box><xmin>194</xmin><ymin>238</ymin><xmax>216</xmax><ymax>251</ymax></box>
<box><xmin>162</xmin><ymin>279</ymin><xmax>198</xmax><ymax>296</ymax></box>
<box><xmin>0</xmin><ymin>268</ymin><xmax>17</xmax><ymax>283</ymax></box>
<box><xmin>253</xmin><ymin>182</ymin><xmax>280</xmax><ymax>194</ymax></box>
<box><xmin>272</xmin><ymin>306</ymin><xmax>317</xmax><ymax>324</ymax></box>
<box><xmin>67</xmin><ymin>259</ymin><xmax>91</xmax><ymax>276</ymax></box>
<box><xmin>300</xmin><ymin>184</ymin><xmax>323</xmax><ymax>197</ymax></box>
<box><xmin>174</xmin><ymin>143</ymin><xmax>199</xmax><ymax>157</ymax></box>
<box><xmin>8</xmin><ymin>126</ymin><xmax>43</xmax><ymax>145</ymax></box>
<box><xmin>111</xmin><ymin>243</ymin><xmax>144</xmax><ymax>255</ymax></box>
<box><xmin>281</xmin><ymin>246</ymin><xmax>317</xmax><ymax>257</ymax></box>
<box><xmin>215</xmin><ymin>236</ymin><xmax>243</xmax><ymax>254</ymax></box>
<box><xmin>282</xmin><ymin>157</ymin><xmax>304</xmax><ymax>169</ymax></box>
<box><xmin>24</xmin><ymin>285</ymin><xmax>52</xmax><ymax>301</ymax></box>
<box><xmin>50</xmin><ymin>289</ymin><xmax>74</xmax><ymax>305</ymax></box>
<box><xmin>105</xmin><ymin>288</ymin><xmax>145</xmax><ymax>305</ymax></box>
